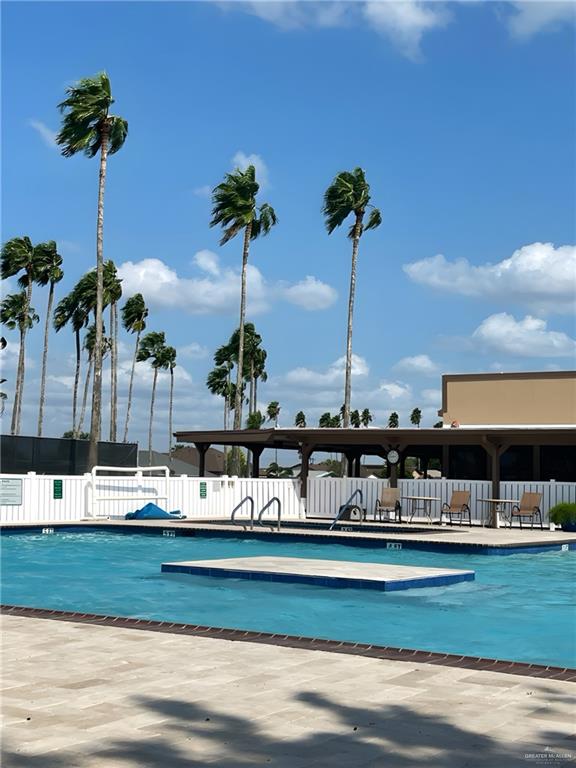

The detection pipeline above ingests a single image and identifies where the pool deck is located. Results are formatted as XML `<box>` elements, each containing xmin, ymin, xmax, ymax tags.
<box><xmin>3</xmin><ymin>518</ymin><xmax>576</xmax><ymax>552</ymax></box>
<box><xmin>2</xmin><ymin>614</ymin><xmax>574</xmax><ymax>767</ymax></box>
<box><xmin>162</xmin><ymin>555</ymin><xmax>475</xmax><ymax>590</ymax></box>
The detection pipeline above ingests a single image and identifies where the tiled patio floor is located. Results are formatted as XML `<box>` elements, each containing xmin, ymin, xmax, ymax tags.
<box><xmin>2</xmin><ymin>615</ymin><xmax>574</xmax><ymax>767</ymax></box>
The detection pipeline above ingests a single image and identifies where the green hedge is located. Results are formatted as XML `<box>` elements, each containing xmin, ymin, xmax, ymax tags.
<box><xmin>549</xmin><ymin>503</ymin><xmax>576</xmax><ymax>525</ymax></box>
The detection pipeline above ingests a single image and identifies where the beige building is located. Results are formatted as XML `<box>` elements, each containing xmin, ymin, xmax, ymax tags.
<box><xmin>439</xmin><ymin>371</ymin><xmax>576</xmax><ymax>429</ymax></box>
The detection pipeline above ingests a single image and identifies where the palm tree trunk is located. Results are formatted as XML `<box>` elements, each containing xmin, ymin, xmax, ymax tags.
<box><xmin>254</xmin><ymin>375</ymin><xmax>258</xmax><ymax>414</ymax></box>
<box><xmin>78</xmin><ymin>356</ymin><xmax>93</xmax><ymax>434</ymax></box>
<box><xmin>249</xmin><ymin>359</ymin><xmax>255</xmax><ymax>415</ymax></box>
<box><xmin>109</xmin><ymin>302</ymin><xmax>117</xmax><ymax>442</ymax></box>
<box><xmin>10</xmin><ymin>326</ymin><xmax>26</xmax><ymax>435</ymax></box>
<box><xmin>12</xmin><ymin>281</ymin><xmax>33</xmax><ymax>435</ymax></box>
<box><xmin>72</xmin><ymin>329</ymin><xmax>81</xmax><ymax>436</ymax></box>
<box><xmin>168</xmin><ymin>367</ymin><xmax>174</xmax><ymax>462</ymax></box>
<box><xmin>37</xmin><ymin>281</ymin><xmax>55</xmax><ymax>436</ymax></box>
<box><xmin>148</xmin><ymin>367</ymin><xmax>158</xmax><ymax>467</ymax></box>
<box><xmin>343</xmin><ymin>213</ymin><xmax>363</xmax><ymax>430</ymax></box>
<box><xmin>88</xmin><ymin>121</ymin><xmax>110</xmax><ymax>469</ymax></box>
<box><xmin>123</xmin><ymin>329</ymin><xmax>140</xmax><ymax>442</ymax></box>
<box><xmin>232</xmin><ymin>222</ymin><xmax>252</xmax><ymax>474</ymax></box>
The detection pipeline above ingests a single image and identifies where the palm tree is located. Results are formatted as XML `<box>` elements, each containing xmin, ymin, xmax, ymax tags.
<box><xmin>360</xmin><ymin>408</ymin><xmax>372</xmax><ymax>428</ymax></box>
<box><xmin>54</xmin><ymin>291</ymin><xmax>89</xmax><ymax>433</ymax></box>
<box><xmin>410</xmin><ymin>407</ymin><xmax>422</xmax><ymax>428</ymax></box>
<box><xmin>1</xmin><ymin>236</ymin><xmax>53</xmax><ymax>434</ymax></box>
<box><xmin>294</xmin><ymin>410</ymin><xmax>306</xmax><ymax>428</ymax></box>
<box><xmin>267</xmin><ymin>400</ymin><xmax>281</xmax><ymax>463</ymax></box>
<box><xmin>388</xmin><ymin>411</ymin><xmax>399</xmax><ymax>429</ymax></box>
<box><xmin>246</xmin><ymin>411</ymin><xmax>265</xmax><ymax>429</ymax></box>
<box><xmin>57</xmin><ymin>72</ymin><xmax>128</xmax><ymax>468</ymax></box>
<box><xmin>105</xmin><ymin>262</ymin><xmax>122</xmax><ymax>442</ymax></box>
<box><xmin>137</xmin><ymin>331</ymin><xmax>168</xmax><ymax>465</ymax></box>
<box><xmin>210</xmin><ymin>165</ymin><xmax>277</xmax><ymax>473</ymax></box>
<box><xmin>319</xmin><ymin>412</ymin><xmax>332</xmax><ymax>428</ymax></box>
<box><xmin>77</xmin><ymin>324</ymin><xmax>111</xmax><ymax>436</ymax></box>
<box><xmin>1</xmin><ymin>292</ymin><xmax>39</xmax><ymax>432</ymax></box>
<box><xmin>323</xmin><ymin>168</ymin><xmax>381</xmax><ymax>428</ymax></box>
<box><xmin>266</xmin><ymin>401</ymin><xmax>280</xmax><ymax>428</ymax></box>
<box><xmin>350</xmin><ymin>409</ymin><xmax>361</xmax><ymax>428</ymax></box>
<box><xmin>164</xmin><ymin>346</ymin><xmax>177</xmax><ymax>461</ymax></box>
<box><xmin>207</xmin><ymin>366</ymin><xmax>233</xmax><ymax>430</ymax></box>
<box><xmin>121</xmin><ymin>293</ymin><xmax>148</xmax><ymax>442</ymax></box>
<box><xmin>34</xmin><ymin>242</ymin><xmax>64</xmax><ymax>436</ymax></box>
<box><xmin>253</xmin><ymin>346</ymin><xmax>267</xmax><ymax>413</ymax></box>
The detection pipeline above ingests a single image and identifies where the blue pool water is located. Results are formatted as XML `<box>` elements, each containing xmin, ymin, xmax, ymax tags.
<box><xmin>2</xmin><ymin>531</ymin><xmax>575</xmax><ymax>667</ymax></box>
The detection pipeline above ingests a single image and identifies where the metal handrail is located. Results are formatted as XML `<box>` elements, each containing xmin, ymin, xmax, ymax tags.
<box><xmin>329</xmin><ymin>489</ymin><xmax>364</xmax><ymax>531</ymax></box>
<box><xmin>231</xmin><ymin>495</ymin><xmax>255</xmax><ymax>530</ymax></box>
<box><xmin>257</xmin><ymin>497</ymin><xmax>282</xmax><ymax>531</ymax></box>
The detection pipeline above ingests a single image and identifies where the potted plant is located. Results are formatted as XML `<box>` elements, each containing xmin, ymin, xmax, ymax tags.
<box><xmin>549</xmin><ymin>502</ymin><xmax>576</xmax><ymax>532</ymax></box>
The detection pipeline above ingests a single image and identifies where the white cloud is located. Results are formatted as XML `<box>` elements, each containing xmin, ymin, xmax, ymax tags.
<box><xmin>284</xmin><ymin>354</ymin><xmax>369</xmax><ymax>388</ymax></box>
<box><xmin>421</xmin><ymin>388</ymin><xmax>441</xmax><ymax>405</ymax></box>
<box><xmin>283</xmin><ymin>276</ymin><xmax>338</xmax><ymax>311</ymax></box>
<box><xmin>363</xmin><ymin>1</ymin><xmax>450</xmax><ymax>59</ymax></box>
<box><xmin>179</xmin><ymin>342</ymin><xmax>209</xmax><ymax>360</ymax></box>
<box><xmin>403</xmin><ymin>242</ymin><xmax>576</xmax><ymax>315</ymax></box>
<box><xmin>193</xmin><ymin>185</ymin><xmax>212</xmax><ymax>198</ymax></box>
<box><xmin>232</xmin><ymin>151</ymin><xmax>270</xmax><ymax>189</ymax></box>
<box><xmin>472</xmin><ymin>313</ymin><xmax>576</xmax><ymax>358</ymax></box>
<box><xmin>506</xmin><ymin>1</ymin><xmax>575</xmax><ymax>40</ymax></box>
<box><xmin>393</xmin><ymin>353</ymin><xmax>438</xmax><ymax>376</ymax></box>
<box><xmin>28</xmin><ymin>119</ymin><xmax>57</xmax><ymax>148</ymax></box>
<box><xmin>117</xmin><ymin>254</ymin><xmax>337</xmax><ymax>317</ymax></box>
<box><xmin>377</xmin><ymin>380</ymin><xmax>412</xmax><ymax>400</ymax></box>
<box><xmin>241</xmin><ymin>1</ymin><xmax>348</xmax><ymax>30</ymax></box>
<box><xmin>193</xmin><ymin>249</ymin><xmax>221</xmax><ymax>276</ymax></box>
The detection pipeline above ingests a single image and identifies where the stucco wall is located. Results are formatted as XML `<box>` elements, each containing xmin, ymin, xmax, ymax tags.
<box><xmin>442</xmin><ymin>373</ymin><xmax>576</xmax><ymax>426</ymax></box>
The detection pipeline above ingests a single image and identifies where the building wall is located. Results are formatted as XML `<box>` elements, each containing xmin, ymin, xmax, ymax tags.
<box><xmin>441</xmin><ymin>372</ymin><xmax>576</xmax><ymax>427</ymax></box>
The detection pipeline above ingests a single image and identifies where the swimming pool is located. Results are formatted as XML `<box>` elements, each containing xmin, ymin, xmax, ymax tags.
<box><xmin>2</xmin><ymin>529</ymin><xmax>575</xmax><ymax>667</ymax></box>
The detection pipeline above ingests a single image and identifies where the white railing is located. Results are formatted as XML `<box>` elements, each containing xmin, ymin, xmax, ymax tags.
<box><xmin>1</xmin><ymin>473</ymin><xmax>575</xmax><ymax>527</ymax></box>
<box><xmin>0</xmin><ymin>473</ymin><xmax>304</xmax><ymax>524</ymax></box>
<box><xmin>91</xmin><ymin>465</ymin><xmax>170</xmax><ymax>518</ymax></box>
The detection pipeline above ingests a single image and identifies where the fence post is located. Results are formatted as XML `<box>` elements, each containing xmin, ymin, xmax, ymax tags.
<box><xmin>83</xmin><ymin>472</ymin><xmax>92</xmax><ymax>518</ymax></box>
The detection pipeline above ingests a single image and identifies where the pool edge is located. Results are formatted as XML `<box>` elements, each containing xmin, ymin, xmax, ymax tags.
<box><xmin>2</xmin><ymin>603</ymin><xmax>575</xmax><ymax>682</ymax></box>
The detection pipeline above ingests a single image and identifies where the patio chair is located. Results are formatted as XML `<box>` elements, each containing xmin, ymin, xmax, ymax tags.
<box><xmin>510</xmin><ymin>492</ymin><xmax>543</xmax><ymax>530</ymax></box>
<box><xmin>442</xmin><ymin>490</ymin><xmax>471</xmax><ymax>526</ymax></box>
<box><xmin>374</xmin><ymin>488</ymin><xmax>402</xmax><ymax>523</ymax></box>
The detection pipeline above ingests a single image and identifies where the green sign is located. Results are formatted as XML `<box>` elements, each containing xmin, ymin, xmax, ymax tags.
<box><xmin>53</xmin><ymin>479</ymin><xmax>63</xmax><ymax>500</ymax></box>
<box><xmin>199</xmin><ymin>481</ymin><xmax>207</xmax><ymax>499</ymax></box>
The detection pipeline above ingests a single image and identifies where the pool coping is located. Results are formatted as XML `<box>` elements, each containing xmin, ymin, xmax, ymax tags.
<box><xmin>2</xmin><ymin>604</ymin><xmax>575</xmax><ymax>682</ymax></box>
<box><xmin>2</xmin><ymin>520</ymin><xmax>576</xmax><ymax>555</ymax></box>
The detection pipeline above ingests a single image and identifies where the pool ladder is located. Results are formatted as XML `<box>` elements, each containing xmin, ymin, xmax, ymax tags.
<box><xmin>231</xmin><ymin>496</ymin><xmax>282</xmax><ymax>531</ymax></box>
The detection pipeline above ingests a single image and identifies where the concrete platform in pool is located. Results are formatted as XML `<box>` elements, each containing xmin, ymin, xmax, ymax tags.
<box><xmin>161</xmin><ymin>555</ymin><xmax>475</xmax><ymax>590</ymax></box>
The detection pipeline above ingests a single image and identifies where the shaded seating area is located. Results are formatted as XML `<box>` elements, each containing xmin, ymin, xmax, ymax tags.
<box><xmin>374</xmin><ymin>488</ymin><xmax>402</xmax><ymax>523</ymax></box>
<box><xmin>442</xmin><ymin>491</ymin><xmax>472</xmax><ymax>526</ymax></box>
<box><xmin>510</xmin><ymin>492</ymin><xmax>543</xmax><ymax>530</ymax></box>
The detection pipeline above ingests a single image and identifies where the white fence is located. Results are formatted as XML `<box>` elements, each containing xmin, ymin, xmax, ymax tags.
<box><xmin>306</xmin><ymin>477</ymin><xmax>576</xmax><ymax>525</ymax></box>
<box><xmin>0</xmin><ymin>473</ymin><xmax>303</xmax><ymax>524</ymax></box>
<box><xmin>1</xmin><ymin>472</ymin><xmax>575</xmax><ymax>527</ymax></box>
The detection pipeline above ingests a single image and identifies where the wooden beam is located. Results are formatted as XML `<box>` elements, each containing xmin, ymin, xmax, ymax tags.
<box><xmin>194</xmin><ymin>443</ymin><xmax>210</xmax><ymax>477</ymax></box>
<box><xmin>299</xmin><ymin>443</ymin><xmax>314</xmax><ymax>499</ymax></box>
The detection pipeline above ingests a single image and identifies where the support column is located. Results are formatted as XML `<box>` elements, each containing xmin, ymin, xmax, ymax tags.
<box><xmin>194</xmin><ymin>443</ymin><xmax>210</xmax><ymax>477</ymax></box>
<box><xmin>251</xmin><ymin>446</ymin><xmax>263</xmax><ymax>478</ymax></box>
<box><xmin>390</xmin><ymin>463</ymin><xmax>398</xmax><ymax>488</ymax></box>
<box><xmin>299</xmin><ymin>444</ymin><xmax>314</xmax><ymax>499</ymax></box>
<box><xmin>353</xmin><ymin>455</ymin><xmax>362</xmax><ymax>478</ymax></box>
<box><xmin>346</xmin><ymin>453</ymin><xmax>354</xmax><ymax>477</ymax></box>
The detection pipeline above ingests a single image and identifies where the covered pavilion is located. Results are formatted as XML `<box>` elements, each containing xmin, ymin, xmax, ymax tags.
<box><xmin>173</xmin><ymin>426</ymin><xmax>576</xmax><ymax>498</ymax></box>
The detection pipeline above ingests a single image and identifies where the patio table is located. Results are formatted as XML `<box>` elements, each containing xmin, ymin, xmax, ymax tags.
<box><xmin>478</xmin><ymin>498</ymin><xmax>520</xmax><ymax>528</ymax></box>
<box><xmin>403</xmin><ymin>495</ymin><xmax>441</xmax><ymax>524</ymax></box>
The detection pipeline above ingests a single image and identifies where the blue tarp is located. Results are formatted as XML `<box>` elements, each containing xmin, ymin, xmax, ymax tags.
<box><xmin>125</xmin><ymin>502</ymin><xmax>185</xmax><ymax>520</ymax></box>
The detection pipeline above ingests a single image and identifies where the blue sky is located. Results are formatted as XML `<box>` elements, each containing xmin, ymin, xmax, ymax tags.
<box><xmin>2</xmin><ymin>1</ymin><xmax>575</xmax><ymax>450</ymax></box>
